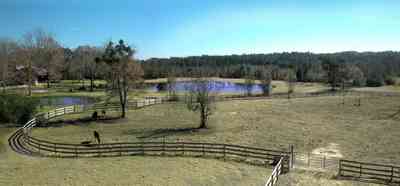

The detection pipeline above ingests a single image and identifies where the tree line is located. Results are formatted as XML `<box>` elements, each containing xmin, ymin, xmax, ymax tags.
<box><xmin>0</xmin><ymin>29</ymin><xmax>112</xmax><ymax>94</ymax></box>
<box><xmin>0</xmin><ymin>29</ymin><xmax>144</xmax><ymax>122</ymax></box>
<box><xmin>2</xmin><ymin>30</ymin><xmax>399</xmax><ymax>92</ymax></box>
<box><xmin>142</xmin><ymin>52</ymin><xmax>400</xmax><ymax>87</ymax></box>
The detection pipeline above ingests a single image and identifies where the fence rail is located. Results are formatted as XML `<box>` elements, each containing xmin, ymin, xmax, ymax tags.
<box><xmin>12</xmin><ymin>96</ymin><xmax>292</xmax><ymax>183</ymax></box>
<box><xmin>339</xmin><ymin>159</ymin><xmax>400</xmax><ymax>184</ymax></box>
<box><xmin>265</xmin><ymin>157</ymin><xmax>284</xmax><ymax>186</ymax></box>
<box><xmin>294</xmin><ymin>152</ymin><xmax>339</xmax><ymax>171</ymax></box>
<box><xmin>23</xmin><ymin>133</ymin><xmax>290</xmax><ymax>168</ymax></box>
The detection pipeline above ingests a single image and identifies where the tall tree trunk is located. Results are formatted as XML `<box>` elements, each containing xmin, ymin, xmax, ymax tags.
<box><xmin>2</xmin><ymin>82</ymin><xmax>6</xmax><ymax>93</ymax></box>
<box><xmin>2</xmin><ymin>58</ymin><xmax>7</xmax><ymax>93</ymax></box>
<box><xmin>47</xmin><ymin>75</ymin><xmax>50</xmax><ymax>88</ymax></box>
<box><xmin>27</xmin><ymin>60</ymin><xmax>32</xmax><ymax>96</ymax></box>
<box><xmin>90</xmin><ymin>76</ymin><xmax>94</xmax><ymax>92</ymax></box>
<box><xmin>199</xmin><ymin>106</ymin><xmax>206</xmax><ymax>128</ymax></box>
<box><xmin>121</xmin><ymin>102</ymin><xmax>126</xmax><ymax>118</ymax></box>
<box><xmin>117</xmin><ymin>78</ymin><xmax>126</xmax><ymax>118</ymax></box>
<box><xmin>81</xmin><ymin>75</ymin><xmax>85</xmax><ymax>89</ymax></box>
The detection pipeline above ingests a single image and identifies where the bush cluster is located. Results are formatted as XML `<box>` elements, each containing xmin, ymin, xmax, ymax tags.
<box><xmin>0</xmin><ymin>94</ymin><xmax>39</xmax><ymax>125</ymax></box>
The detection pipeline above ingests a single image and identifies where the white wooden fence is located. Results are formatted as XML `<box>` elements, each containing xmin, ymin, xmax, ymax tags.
<box><xmin>265</xmin><ymin>157</ymin><xmax>284</xmax><ymax>186</ymax></box>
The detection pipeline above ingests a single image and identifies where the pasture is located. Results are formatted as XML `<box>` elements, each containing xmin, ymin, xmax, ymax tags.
<box><xmin>22</xmin><ymin>91</ymin><xmax>400</xmax><ymax>185</ymax></box>
<box><xmin>31</xmin><ymin>93</ymin><xmax>400</xmax><ymax>164</ymax></box>
<box><xmin>0</xmin><ymin>130</ymin><xmax>270</xmax><ymax>186</ymax></box>
<box><xmin>2</xmin><ymin>80</ymin><xmax>400</xmax><ymax>185</ymax></box>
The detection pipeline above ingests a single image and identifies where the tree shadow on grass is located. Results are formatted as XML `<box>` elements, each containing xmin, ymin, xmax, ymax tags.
<box><xmin>374</xmin><ymin>109</ymin><xmax>400</xmax><ymax>120</ymax></box>
<box><xmin>388</xmin><ymin>109</ymin><xmax>400</xmax><ymax>120</ymax></box>
<box><xmin>123</xmin><ymin>127</ymin><xmax>200</xmax><ymax>139</ymax></box>
<box><xmin>40</xmin><ymin>116</ymin><xmax>123</xmax><ymax>128</ymax></box>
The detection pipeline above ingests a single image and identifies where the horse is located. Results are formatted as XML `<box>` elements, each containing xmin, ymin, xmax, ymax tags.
<box><xmin>93</xmin><ymin>131</ymin><xmax>101</xmax><ymax>144</ymax></box>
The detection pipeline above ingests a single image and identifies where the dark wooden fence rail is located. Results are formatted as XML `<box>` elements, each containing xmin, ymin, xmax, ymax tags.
<box><xmin>22</xmin><ymin>132</ymin><xmax>291</xmax><ymax>170</ymax></box>
<box><xmin>16</xmin><ymin>97</ymin><xmax>292</xmax><ymax>174</ymax></box>
<box><xmin>339</xmin><ymin>160</ymin><xmax>400</xmax><ymax>184</ymax></box>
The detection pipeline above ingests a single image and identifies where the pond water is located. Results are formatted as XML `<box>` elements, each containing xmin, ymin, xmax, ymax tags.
<box><xmin>39</xmin><ymin>96</ymin><xmax>95</xmax><ymax>107</ymax></box>
<box><xmin>149</xmin><ymin>81</ymin><xmax>264</xmax><ymax>94</ymax></box>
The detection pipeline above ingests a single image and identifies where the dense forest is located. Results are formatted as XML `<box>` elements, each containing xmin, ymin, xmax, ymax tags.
<box><xmin>142</xmin><ymin>51</ymin><xmax>400</xmax><ymax>86</ymax></box>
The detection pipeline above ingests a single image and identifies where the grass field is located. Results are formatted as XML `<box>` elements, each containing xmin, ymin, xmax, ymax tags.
<box><xmin>31</xmin><ymin>94</ymin><xmax>400</xmax><ymax>164</ymax></box>
<box><xmin>0</xmin><ymin>129</ymin><xmax>271</xmax><ymax>186</ymax></box>
<box><xmin>2</xmin><ymin>80</ymin><xmax>400</xmax><ymax>185</ymax></box>
<box><xmin>25</xmin><ymin>93</ymin><xmax>400</xmax><ymax>185</ymax></box>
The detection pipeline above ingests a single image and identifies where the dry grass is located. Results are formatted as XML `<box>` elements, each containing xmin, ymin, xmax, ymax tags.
<box><xmin>278</xmin><ymin>169</ymin><xmax>380</xmax><ymax>186</ymax></box>
<box><xmin>0</xmin><ymin>129</ymin><xmax>270</xmax><ymax>186</ymax></box>
<box><xmin>32</xmin><ymin>94</ymin><xmax>400</xmax><ymax>165</ymax></box>
<box><xmin>4</xmin><ymin>89</ymin><xmax>400</xmax><ymax>185</ymax></box>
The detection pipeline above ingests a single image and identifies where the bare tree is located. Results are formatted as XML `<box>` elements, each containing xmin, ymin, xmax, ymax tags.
<box><xmin>259</xmin><ymin>67</ymin><xmax>272</xmax><ymax>96</ymax></box>
<box><xmin>0</xmin><ymin>38</ymin><xmax>18</xmax><ymax>93</ymax></box>
<box><xmin>73</xmin><ymin>46</ymin><xmax>103</xmax><ymax>91</ymax></box>
<box><xmin>321</xmin><ymin>57</ymin><xmax>340</xmax><ymax>91</ymax></box>
<box><xmin>20</xmin><ymin>29</ymin><xmax>64</xmax><ymax>92</ymax></box>
<box><xmin>338</xmin><ymin>64</ymin><xmax>365</xmax><ymax>105</ymax></box>
<box><xmin>185</xmin><ymin>78</ymin><xmax>217</xmax><ymax>129</ymax></box>
<box><xmin>98</xmin><ymin>40</ymin><xmax>144</xmax><ymax>118</ymax></box>
<box><xmin>20</xmin><ymin>33</ymin><xmax>36</xmax><ymax>96</ymax></box>
<box><xmin>166</xmin><ymin>71</ymin><xmax>177</xmax><ymax>100</ymax></box>
<box><xmin>286</xmin><ymin>68</ymin><xmax>297</xmax><ymax>99</ymax></box>
<box><xmin>36</xmin><ymin>32</ymin><xmax>64</xmax><ymax>88</ymax></box>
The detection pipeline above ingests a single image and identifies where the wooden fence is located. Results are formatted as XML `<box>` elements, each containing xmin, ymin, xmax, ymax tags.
<box><xmin>16</xmin><ymin>97</ymin><xmax>292</xmax><ymax>175</ymax></box>
<box><xmin>265</xmin><ymin>157</ymin><xmax>284</xmax><ymax>186</ymax></box>
<box><xmin>22</xmin><ymin>133</ymin><xmax>290</xmax><ymax>169</ymax></box>
<box><xmin>339</xmin><ymin>160</ymin><xmax>400</xmax><ymax>184</ymax></box>
<box><xmin>293</xmin><ymin>152</ymin><xmax>339</xmax><ymax>171</ymax></box>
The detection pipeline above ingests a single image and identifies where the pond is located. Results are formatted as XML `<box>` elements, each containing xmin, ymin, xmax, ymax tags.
<box><xmin>149</xmin><ymin>80</ymin><xmax>264</xmax><ymax>94</ymax></box>
<box><xmin>39</xmin><ymin>96</ymin><xmax>95</xmax><ymax>107</ymax></box>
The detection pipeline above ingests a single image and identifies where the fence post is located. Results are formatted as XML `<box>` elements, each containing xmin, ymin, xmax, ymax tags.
<box><xmin>182</xmin><ymin>142</ymin><xmax>184</xmax><ymax>156</ymax></box>
<box><xmin>323</xmin><ymin>155</ymin><xmax>326</xmax><ymax>169</ymax></box>
<box><xmin>223</xmin><ymin>144</ymin><xmax>226</xmax><ymax>161</ymax></box>
<box><xmin>338</xmin><ymin>160</ymin><xmax>342</xmax><ymax>177</ymax></box>
<box><xmin>289</xmin><ymin>144</ymin><xmax>294</xmax><ymax>169</ymax></box>
<box><xmin>75</xmin><ymin>146</ymin><xmax>78</xmax><ymax>158</ymax></box>
<box><xmin>141</xmin><ymin>141</ymin><xmax>144</xmax><ymax>155</ymax></box>
<box><xmin>359</xmin><ymin>164</ymin><xmax>362</xmax><ymax>177</ymax></box>
<box><xmin>390</xmin><ymin>166</ymin><xmax>394</xmax><ymax>182</ymax></box>
<box><xmin>54</xmin><ymin>143</ymin><xmax>57</xmax><ymax>157</ymax></box>
<box><xmin>98</xmin><ymin>144</ymin><xmax>102</xmax><ymax>157</ymax></box>
<box><xmin>307</xmin><ymin>152</ymin><xmax>310</xmax><ymax>167</ymax></box>
<box><xmin>119</xmin><ymin>143</ymin><xmax>122</xmax><ymax>156</ymax></box>
<box><xmin>202</xmin><ymin>144</ymin><xmax>205</xmax><ymax>156</ymax></box>
<box><xmin>162</xmin><ymin>137</ymin><xmax>166</xmax><ymax>155</ymax></box>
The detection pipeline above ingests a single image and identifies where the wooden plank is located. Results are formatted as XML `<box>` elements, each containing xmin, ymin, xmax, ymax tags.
<box><xmin>341</xmin><ymin>160</ymin><xmax>400</xmax><ymax>169</ymax></box>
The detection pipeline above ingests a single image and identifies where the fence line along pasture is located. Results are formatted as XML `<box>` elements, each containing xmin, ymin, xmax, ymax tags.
<box><xmin>11</xmin><ymin>96</ymin><xmax>293</xmax><ymax>182</ymax></box>
<box><xmin>339</xmin><ymin>159</ymin><xmax>400</xmax><ymax>185</ymax></box>
<box><xmin>265</xmin><ymin>157</ymin><xmax>284</xmax><ymax>186</ymax></box>
<box><xmin>293</xmin><ymin>152</ymin><xmax>340</xmax><ymax>171</ymax></box>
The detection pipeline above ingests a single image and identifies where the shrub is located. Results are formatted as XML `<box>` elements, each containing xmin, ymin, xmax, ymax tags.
<box><xmin>384</xmin><ymin>76</ymin><xmax>398</xmax><ymax>85</ymax></box>
<box><xmin>0</xmin><ymin>94</ymin><xmax>39</xmax><ymax>125</ymax></box>
<box><xmin>366</xmin><ymin>73</ymin><xmax>384</xmax><ymax>87</ymax></box>
<box><xmin>366</xmin><ymin>78</ymin><xmax>384</xmax><ymax>87</ymax></box>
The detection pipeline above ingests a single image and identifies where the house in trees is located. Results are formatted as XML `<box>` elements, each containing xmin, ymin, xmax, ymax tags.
<box><xmin>14</xmin><ymin>65</ymin><xmax>48</xmax><ymax>85</ymax></box>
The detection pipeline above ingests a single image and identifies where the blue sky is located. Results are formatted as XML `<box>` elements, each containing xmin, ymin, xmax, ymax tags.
<box><xmin>1</xmin><ymin>0</ymin><xmax>399</xmax><ymax>59</ymax></box>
